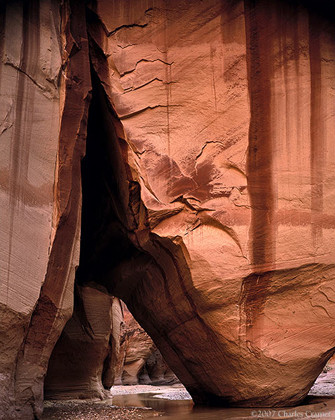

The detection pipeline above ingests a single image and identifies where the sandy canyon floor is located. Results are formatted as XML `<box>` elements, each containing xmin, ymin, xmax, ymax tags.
<box><xmin>42</xmin><ymin>368</ymin><xmax>335</xmax><ymax>420</ymax></box>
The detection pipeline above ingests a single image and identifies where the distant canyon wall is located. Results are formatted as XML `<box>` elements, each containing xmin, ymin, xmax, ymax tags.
<box><xmin>0</xmin><ymin>0</ymin><xmax>334</xmax><ymax>418</ymax></box>
<box><xmin>44</xmin><ymin>299</ymin><xmax>177</xmax><ymax>399</ymax></box>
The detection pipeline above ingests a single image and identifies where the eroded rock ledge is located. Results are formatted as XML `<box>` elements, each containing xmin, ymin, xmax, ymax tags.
<box><xmin>0</xmin><ymin>0</ymin><xmax>335</xmax><ymax>418</ymax></box>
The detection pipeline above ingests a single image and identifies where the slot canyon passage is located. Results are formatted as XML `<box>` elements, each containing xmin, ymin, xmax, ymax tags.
<box><xmin>0</xmin><ymin>0</ymin><xmax>335</xmax><ymax>418</ymax></box>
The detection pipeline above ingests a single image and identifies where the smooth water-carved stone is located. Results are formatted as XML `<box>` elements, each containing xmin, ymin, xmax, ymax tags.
<box><xmin>113</xmin><ymin>304</ymin><xmax>178</xmax><ymax>386</ymax></box>
<box><xmin>45</xmin><ymin>286</ymin><xmax>114</xmax><ymax>400</ymax></box>
<box><xmin>0</xmin><ymin>1</ymin><xmax>90</xmax><ymax>418</ymax></box>
<box><xmin>0</xmin><ymin>0</ymin><xmax>334</xmax><ymax>417</ymax></box>
<box><xmin>81</xmin><ymin>0</ymin><xmax>335</xmax><ymax>407</ymax></box>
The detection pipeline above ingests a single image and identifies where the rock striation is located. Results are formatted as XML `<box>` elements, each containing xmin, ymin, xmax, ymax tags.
<box><xmin>44</xmin><ymin>287</ymin><xmax>119</xmax><ymax>400</ymax></box>
<box><xmin>0</xmin><ymin>0</ymin><xmax>335</xmax><ymax>418</ymax></box>
<box><xmin>45</xmin><ymin>297</ymin><xmax>177</xmax><ymax>397</ymax></box>
<box><xmin>113</xmin><ymin>304</ymin><xmax>178</xmax><ymax>386</ymax></box>
<box><xmin>0</xmin><ymin>1</ymin><xmax>90</xmax><ymax>418</ymax></box>
<box><xmin>81</xmin><ymin>0</ymin><xmax>335</xmax><ymax>407</ymax></box>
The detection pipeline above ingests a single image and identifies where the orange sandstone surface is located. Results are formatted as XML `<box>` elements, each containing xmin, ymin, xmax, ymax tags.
<box><xmin>0</xmin><ymin>0</ymin><xmax>334</xmax><ymax>419</ymax></box>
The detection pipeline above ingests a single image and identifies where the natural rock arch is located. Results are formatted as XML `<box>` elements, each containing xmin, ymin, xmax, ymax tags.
<box><xmin>0</xmin><ymin>0</ymin><xmax>335</xmax><ymax>418</ymax></box>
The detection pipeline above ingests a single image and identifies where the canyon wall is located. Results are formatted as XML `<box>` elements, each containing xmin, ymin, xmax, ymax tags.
<box><xmin>82</xmin><ymin>0</ymin><xmax>335</xmax><ymax>407</ymax></box>
<box><xmin>113</xmin><ymin>304</ymin><xmax>178</xmax><ymax>386</ymax></box>
<box><xmin>0</xmin><ymin>0</ymin><xmax>334</xmax><ymax>418</ymax></box>
<box><xmin>0</xmin><ymin>1</ymin><xmax>91</xmax><ymax>418</ymax></box>
<box><xmin>44</xmin><ymin>287</ymin><xmax>118</xmax><ymax>400</ymax></box>
<box><xmin>44</xmin><ymin>296</ymin><xmax>177</xmax><ymax>398</ymax></box>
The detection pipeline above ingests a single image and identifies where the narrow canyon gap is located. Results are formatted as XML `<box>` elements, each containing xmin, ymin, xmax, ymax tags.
<box><xmin>0</xmin><ymin>0</ymin><xmax>335</xmax><ymax>418</ymax></box>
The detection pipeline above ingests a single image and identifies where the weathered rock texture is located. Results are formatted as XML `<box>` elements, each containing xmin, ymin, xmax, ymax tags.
<box><xmin>45</xmin><ymin>296</ymin><xmax>177</xmax><ymax>397</ymax></box>
<box><xmin>0</xmin><ymin>0</ymin><xmax>335</xmax><ymax>418</ymax></box>
<box><xmin>80</xmin><ymin>0</ymin><xmax>335</xmax><ymax>407</ymax></box>
<box><xmin>102</xmin><ymin>296</ymin><xmax>124</xmax><ymax>389</ymax></box>
<box><xmin>0</xmin><ymin>1</ymin><xmax>90</xmax><ymax>418</ymax></box>
<box><xmin>44</xmin><ymin>288</ymin><xmax>121</xmax><ymax>400</ymax></box>
<box><xmin>113</xmin><ymin>304</ymin><xmax>178</xmax><ymax>386</ymax></box>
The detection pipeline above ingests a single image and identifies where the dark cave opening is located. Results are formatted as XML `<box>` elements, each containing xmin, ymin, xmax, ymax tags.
<box><xmin>1</xmin><ymin>1</ymin><xmax>335</xmax><ymax>418</ymax></box>
<box><xmin>41</xmin><ymin>0</ymin><xmax>335</xmax><ymax>410</ymax></box>
<box><xmin>77</xmin><ymin>67</ymin><xmax>138</xmax><ymax>294</ymax></box>
<box><xmin>44</xmin><ymin>61</ymin><xmax>140</xmax><ymax>397</ymax></box>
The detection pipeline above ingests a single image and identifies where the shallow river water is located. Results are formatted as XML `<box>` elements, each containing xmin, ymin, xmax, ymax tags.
<box><xmin>43</xmin><ymin>369</ymin><xmax>335</xmax><ymax>420</ymax></box>
<box><xmin>112</xmin><ymin>388</ymin><xmax>335</xmax><ymax>420</ymax></box>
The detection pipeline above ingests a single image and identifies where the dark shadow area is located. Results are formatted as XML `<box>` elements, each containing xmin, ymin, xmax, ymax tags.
<box><xmin>44</xmin><ymin>0</ymin><xmax>335</xmax><ymax>409</ymax></box>
<box><xmin>44</xmin><ymin>61</ymin><xmax>139</xmax><ymax>398</ymax></box>
<box><xmin>77</xmin><ymin>66</ymin><xmax>138</xmax><ymax>293</ymax></box>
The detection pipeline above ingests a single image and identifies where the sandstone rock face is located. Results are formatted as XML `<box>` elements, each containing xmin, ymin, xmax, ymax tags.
<box><xmin>44</xmin><ymin>288</ymin><xmax>118</xmax><ymax>400</ymax></box>
<box><xmin>81</xmin><ymin>0</ymin><xmax>335</xmax><ymax>407</ymax></box>
<box><xmin>114</xmin><ymin>304</ymin><xmax>155</xmax><ymax>385</ymax></box>
<box><xmin>141</xmin><ymin>348</ymin><xmax>178</xmax><ymax>386</ymax></box>
<box><xmin>0</xmin><ymin>1</ymin><xmax>90</xmax><ymax>418</ymax></box>
<box><xmin>114</xmin><ymin>304</ymin><xmax>178</xmax><ymax>386</ymax></box>
<box><xmin>45</xmin><ymin>296</ymin><xmax>177</xmax><ymax>395</ymax></box>
<box><xmin>0</xmin><ymin>0</ymin><xmax>335</xmax><ymax>418</ymax></box>
<box><xmin>102</xmin><ymin>296</ymin><xmax>124</xmax><ymax>389</ymax></box>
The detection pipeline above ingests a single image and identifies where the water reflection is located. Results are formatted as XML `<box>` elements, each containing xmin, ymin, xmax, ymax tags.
<box><xmin>112</xmin><ymin>392</ymin><xmax>193</xmax><ymax>413</ymax></box>
<box><xmin>112</xmin><ymin>392</ymin><xmax>335</xmax><ymax>420</ymax></box>
<box><xmin>160</xmin><ymin>398</ymin><xmax>335</xmax><ymax>420</ymax></box>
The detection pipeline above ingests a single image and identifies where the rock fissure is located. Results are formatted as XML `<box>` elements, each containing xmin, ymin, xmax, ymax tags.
<box><xmin>123</xmin><ymin>77</ymin><xmax>178</xmax><ymax>93</ymax></box>
<box><xmin>119</xmin><ymin>104</ymin><xmax>182</xmax><ymax>120</ymax></box>
<box><xmin>108</xmin><ymin>23</ymin><xmax>148</xmax><ymax>37</ymax></box>
<box><xmin>4</xmin><ymin>61</ymin><xmax>57</xmax><ymax>97</ymax></box>
<box><xmin>119</xmin><ymin>58</ymin><xmax>174</xmax><ymax>77</ymax></box>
